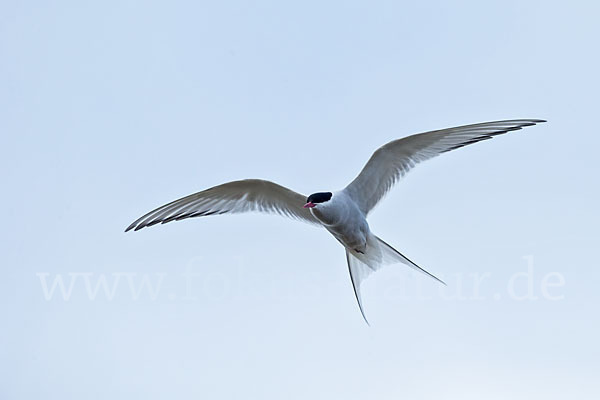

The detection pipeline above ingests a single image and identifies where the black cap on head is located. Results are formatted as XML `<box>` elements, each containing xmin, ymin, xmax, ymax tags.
<box><xmin>307</xmin><ymin>192</ymin><xmax>332</xmax><ymax>204</ymax></box>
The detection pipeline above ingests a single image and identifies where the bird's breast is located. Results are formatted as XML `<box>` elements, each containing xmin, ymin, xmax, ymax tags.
<box><xmin>313</xmin><ymin>196</ymin><xmax>370</xmax><ymax>250</ymax></box>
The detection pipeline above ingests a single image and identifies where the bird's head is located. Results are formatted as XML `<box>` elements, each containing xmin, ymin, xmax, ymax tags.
<box><xmin>303</xmin><ymin>192</ymin><xmax>333</xmax><ymax>209</ymax></box>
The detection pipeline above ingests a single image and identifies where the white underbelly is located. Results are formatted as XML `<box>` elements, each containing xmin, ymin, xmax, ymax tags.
<box><xmin>326</xmin><ymin>221</ymin><xmax>369</xmax><ymax>251</ymax></box>
<box><xmin>310</xmin><ymin>192</ymin><xmax>370</xmax><ymax>251</ymax></box>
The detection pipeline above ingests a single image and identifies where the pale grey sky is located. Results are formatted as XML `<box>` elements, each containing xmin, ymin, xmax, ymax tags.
<box><xmin>1</xmin><ymin>1</ymin><xmax>599</xmax><ymax>399</ymax></box>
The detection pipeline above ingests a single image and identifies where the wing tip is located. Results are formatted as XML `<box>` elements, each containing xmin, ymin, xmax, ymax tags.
<box><xmin>520</xmin><ymin>118</ymin><xmax>547</xmax><ymax>126</ymax></box>
<box><xmin>124</xmin><ymin>221</ymin><xmax>148</xmax><ymax>232</ymax></box>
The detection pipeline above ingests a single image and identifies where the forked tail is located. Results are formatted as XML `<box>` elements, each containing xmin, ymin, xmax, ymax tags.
<box><xmin>345</xmin><ymin>235</ymin><xmax>445</xmax><ymax>325</ymax></box>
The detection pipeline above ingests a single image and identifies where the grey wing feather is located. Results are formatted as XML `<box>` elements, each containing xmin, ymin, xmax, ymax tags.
<box><xmin>125</xmin><ymin>179</ymin><xmax>320</xmax><ymax>232</ymax></box>
<box><xmin>344</xmin><ymin>119</ymin><xmax>546</xmax><ymax>214</ymax></box>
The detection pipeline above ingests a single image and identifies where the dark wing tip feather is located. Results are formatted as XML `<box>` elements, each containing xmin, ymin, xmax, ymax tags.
<box><xmin>441</xmin><ymin>135</ymin><xmax>493</xmax><ymax>153</ymax></box>
<box><xmin>125</xmin><ymin>219</ymin><xmax>144</xmax><ymax>232</ymax></box>
<box><xmin>439</xmin><ymin>119</ymin><xmax>545</xmax><ymax>154</ymax></box>
<box><xmin>130</xmin><ymin>209</ymin><xmax>229</xmax><ymax>230</ymax></box>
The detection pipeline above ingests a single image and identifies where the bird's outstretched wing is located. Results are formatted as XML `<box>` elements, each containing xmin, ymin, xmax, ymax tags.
<box><xmin>343</xmin><ymin>119</ymin><xmax>546</xmax><ymax>214</ymax></box>
<box><xmin>125</xmin><ymin>179</ymin><xmax>320</xmax><ymax>232</ymax></box>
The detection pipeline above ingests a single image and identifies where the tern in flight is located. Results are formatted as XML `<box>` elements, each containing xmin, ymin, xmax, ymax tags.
<box><xmin>126</xmin><ymin>119</ymin><xmax>545</xmax><ymax>323</ymax></box>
